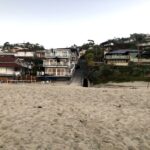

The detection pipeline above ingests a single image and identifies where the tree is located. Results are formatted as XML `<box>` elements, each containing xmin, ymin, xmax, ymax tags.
<box><xmin>130</xmin><ymin>33</ymin><xmax>147</xmax><ymax>43</ymax></box>
<box><xmin>3</xmin><ymin>42</ymin><xmax>11</xmax><ymax>51</ymax></box>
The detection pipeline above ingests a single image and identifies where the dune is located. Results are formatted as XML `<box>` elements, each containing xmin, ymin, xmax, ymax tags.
<box><xmin>0</xmin><ymin>83</ymin><xmax>150</xmax><ymax>150</ymax></box>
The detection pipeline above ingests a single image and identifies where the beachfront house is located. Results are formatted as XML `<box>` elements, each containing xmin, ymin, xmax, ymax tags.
<box><xmin>38</xmin><ymin>48</ymin><xmax>76</xmax><ymax>79</ymax></box>
<box><xmin>14</xmin><ymin>49</ymin><xmax>36</xmax><ymax>75</ymax></box>
<box><xmin>0</xmin><ymin>54</ymin><xmax>26</xmax><ymax>81</ymax></box>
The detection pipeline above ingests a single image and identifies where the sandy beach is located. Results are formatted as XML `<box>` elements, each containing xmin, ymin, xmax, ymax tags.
<box><xmin>0</xmin><ymin>83</ymin><xmax>150</xmax><ymax>150</ymax></box>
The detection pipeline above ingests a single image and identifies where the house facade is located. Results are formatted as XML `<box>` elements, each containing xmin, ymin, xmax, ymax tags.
<box><xmin>105</xmin><ymin>49</ymin><xmax>150</xmax><ymax>66</ymax></box>
<box><xmin>39</xmin><ymin>48</ymin><xmax>75</xmax><ymax>79</ymax></box>
<box><xmin>0</xmin><ymin>55</ymin><xmax>25</xmax><ymax>81</ymax></box>
<box><xmin>105</xmin><ymin>49</ymin><xmax>138</xmax><ymax>66</ymax></box>
<box><xmin>131</xmin><ymin>51</ymin><xmax>150</xmax><ymax>64</ymax></box>
<box><xmin>14</xmin><ymin>50</ymin><xmax>36</xmax><ymax>72</ymax></box>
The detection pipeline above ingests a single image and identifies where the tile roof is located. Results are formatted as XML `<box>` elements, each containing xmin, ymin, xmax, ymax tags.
<box><xmin>0</xmin><ymin>55</ymin><xmax>21</xmax><ymax>68</ymax></box>
<box><xmin>0</xmin><ymin>55</ymin><xmax>17</xmax><ymax>62</ymax></box>
<box><xmin>0</xmin><ymin>63</ymin><xmax>21</xmax><ymax>67</ymax></box>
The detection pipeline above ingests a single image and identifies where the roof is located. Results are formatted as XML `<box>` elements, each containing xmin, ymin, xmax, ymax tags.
<box><xmin>0</xmin><ymin>55</ymin><xmax>17</xmax><ymax>62</ymax></box>
<box><xmin>0</xmin><ymin>63</ymin><xmax>21</xmax><ymax>67</ymax></box>
<box><xmin>107</xmin><ymin>49</ymin><xmax>138</xmax><ymax>55</ymax></box>
<box><xmin>0</xmin><ymin>55</ymin><xmax>22</xmax><ymax>68</ymax></box>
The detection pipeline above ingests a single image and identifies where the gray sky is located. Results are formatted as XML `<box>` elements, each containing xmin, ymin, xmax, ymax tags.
<box><xmin>0</xmin><ymin>0</ymin><xmax>150</xmax><ymax>48</ymax></box>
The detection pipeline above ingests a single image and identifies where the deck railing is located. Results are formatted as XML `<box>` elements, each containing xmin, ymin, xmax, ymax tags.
<box><xmin>105</xmin><ymin>55</ymin><xmax>130</xmax><ymax>59</ymax></box>
<box><xmin>7</xmin><ymin>80</ymin><xmax>36</xmax><ymax>83</ymax></box>
<box><xmin>43</xmin><ymin>63</ymin><xmax>70</xmax><ymax>67</ymax></box>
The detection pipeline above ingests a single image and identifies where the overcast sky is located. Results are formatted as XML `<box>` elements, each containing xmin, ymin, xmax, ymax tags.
<box><xmin>0</xmin><ymin>0</ymin><xmax>150</xmax><ymax>48</ymax></box>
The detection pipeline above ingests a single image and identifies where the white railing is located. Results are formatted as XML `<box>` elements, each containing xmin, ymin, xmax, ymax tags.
<box><xmin>45</xmin><ymin>53</ymin><xmax>70</xmax><ymax>58</ymax></box>
<box><xmin>44</xmin><ymin>73</ymin><xmax>72</xmax><ymax>77</ymax></box>
<box><xmin>105</xmin><ymin>55</ymin><xmax>130</xmax><ymax>59</ymax></box>
<box><xmin>43</xmin><ymin>63</ymin><xmax>69</xmax><ymax>67</ymax></box>
<box><xmin>131</xmin><ymin>58</ymin><xmax>150</xmax><ymax>63</ymax></box>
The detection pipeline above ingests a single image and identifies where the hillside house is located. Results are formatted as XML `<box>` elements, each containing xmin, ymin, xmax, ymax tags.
<box><xmin>105</xmin><ymin>49</ymin><xmax>138</xmax><ymax>66</ymax></box>
<box><xmin>105</xmin><ymin>49</ymin><xmax>150</xmax><ymax>66</ymax></box>
<box><xmin>15</xmin><ymin>50</ymin><xmax>35</xmax><ymax>58</ymax></box>
<box><xmin>132</xmin><ymin>50</ymin><xmax>150</xmax><ymax>64</ymax></box>
<box><xmin>10</xmin><ymin>47</ymin><xmax>28</xmax><ymax>53</ymax></box>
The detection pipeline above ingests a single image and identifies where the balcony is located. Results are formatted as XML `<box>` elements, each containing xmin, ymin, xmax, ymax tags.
<box><xmin>45</xmin><ymin>53</ymin><xmax>70</xmax><ymax>58</ymax></box>
<box><xmin>132</xmin><ymin>58</ymin><xmax>150</xmax><ymax>63</ymax></box>
<box><xmin>105</xmin><ymin>55</ymin><xmax>130</xmax><ymax>59</ymax></box>
<box><xmin>43</xmin><ymin>62</ymin><xmax>70</xmax><ymax>67</ymax></box>
<box><xmin>44</xmin><ymin>73</ymin><xmax>72</xmax><ymax>77</ymax></box>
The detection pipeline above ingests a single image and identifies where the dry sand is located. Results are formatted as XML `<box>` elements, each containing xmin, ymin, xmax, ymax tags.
<box><xmin>0</xmin><ymin>83</ymin><xmax>150</xmax><ymax>150</ymax></box>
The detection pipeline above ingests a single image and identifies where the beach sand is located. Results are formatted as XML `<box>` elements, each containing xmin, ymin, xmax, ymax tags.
<box><xmin>0</xmin><ymin>83</ymin><xmax>150</xmax><ymax>150</ymax></box>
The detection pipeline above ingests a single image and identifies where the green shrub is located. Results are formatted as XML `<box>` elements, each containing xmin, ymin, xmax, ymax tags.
<box><xmin>87</xmin><ymin>64</ymin><xmax>150</xmax><ymax>84</ymax></box>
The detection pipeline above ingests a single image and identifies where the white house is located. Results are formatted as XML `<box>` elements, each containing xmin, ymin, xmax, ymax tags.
<box><xmin>42</xmin><ymin>48</ymin><xmax>76</xmax><ymax>78</ymax></box>
<box><xmin>0</xmin><ymin>55</ymin><xmax>25</xmax><ymax>81</ymax></box>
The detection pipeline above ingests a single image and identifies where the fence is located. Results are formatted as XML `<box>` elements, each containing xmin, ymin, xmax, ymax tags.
<box><xmin>7</xmin><ymin>80</ymin><xmax>36</xmax><ymax>83</ymax></box>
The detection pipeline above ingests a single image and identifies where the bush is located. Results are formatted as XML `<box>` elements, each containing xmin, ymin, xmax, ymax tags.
<box><xmin>87</xmin><ymin>64</ymin><xmax>150</xmax><ymax>84</ymax></box>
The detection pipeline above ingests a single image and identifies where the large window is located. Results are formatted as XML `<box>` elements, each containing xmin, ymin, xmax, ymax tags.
<box><xmin>45</xmin><ymin>68</ymin><xmax>56</xmax><ymax>75</ymax></box>
<box><xmin>57</xmin><ymin>68</ymin><xmax>65</xmax><ymax>76</ymax></box>
<box><xmin>45</xmin><ymin>68</ymin><xmax>68</xmax><ymax>76</ymax></box>
<box><xmin>0</xmin><ymin>67</ymin><xmax>6</xmax><ymax>73</ymax></box>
